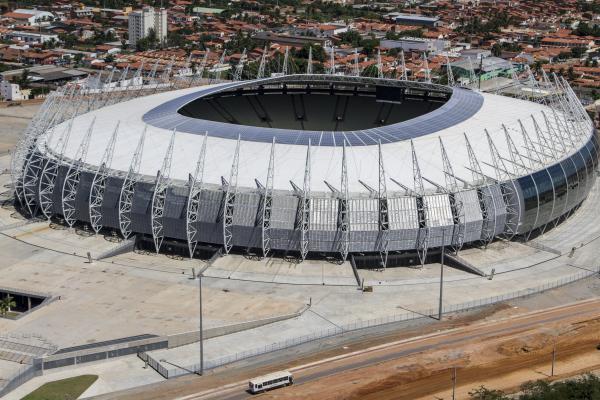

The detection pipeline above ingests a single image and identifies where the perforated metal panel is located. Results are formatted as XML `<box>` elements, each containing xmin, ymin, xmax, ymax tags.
<box><xmin>454</xmin><ymin>189</ymin><xmax>484</xmax><ymax>243</ymax></box>
<box><xmin>423</xmin><ymin>194</ymin><xmax>454</xmax><ymax>227</ymax></box>
<box><xmin>388</xmin><ymin>196</ymin><xmax>419</xmax><ymax>230</ymax></box>
<box><xmin>310</xmin><ymin>197</ymin><xmax>338</xmax><ymax>231</ymax></box>
<box><xmin>349</xmin><ymin>198</ymin><xmax>378</xmax><ymax>231</ymax></box>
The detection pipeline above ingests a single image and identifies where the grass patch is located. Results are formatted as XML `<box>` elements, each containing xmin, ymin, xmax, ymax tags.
<box><xmin>0</xmin><ymin>311</ymin><xmax>20</xmax><ymax>319</ymax></box>
<box><xmin>22</xmin><ymin>375</ymin><xmax>98</xmax><ymax>400</ymax></box>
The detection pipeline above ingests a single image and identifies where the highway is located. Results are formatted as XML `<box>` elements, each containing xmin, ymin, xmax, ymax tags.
<box><xmin>169</xmin><ymin>298</ymin><xmax>600</xmax><ymax>400</ymax></box>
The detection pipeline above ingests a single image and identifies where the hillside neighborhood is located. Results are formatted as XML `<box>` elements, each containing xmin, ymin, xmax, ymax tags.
<box><xmin>1</xmin><ymin>1</ymin><xmax>600</xmax><ymax>102</ymax></box>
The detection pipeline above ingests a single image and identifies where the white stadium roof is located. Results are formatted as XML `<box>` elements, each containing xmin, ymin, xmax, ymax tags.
<box><xmin>40</xmin><ymin>80</ymin><xmax>588</xmax><ymax>195</ymax></box>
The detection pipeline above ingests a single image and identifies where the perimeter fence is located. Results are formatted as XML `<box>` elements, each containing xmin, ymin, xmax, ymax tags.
<box><xmin>155</xmin><ymin>266</ymin><xmax>600</xmax><ymax>378</ymax></box>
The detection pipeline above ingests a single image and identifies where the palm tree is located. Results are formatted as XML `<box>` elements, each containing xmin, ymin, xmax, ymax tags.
<box><xmin>0</xmin><ymin>295</ymin><xmax>16</xmax><ymax>317</ymax></box>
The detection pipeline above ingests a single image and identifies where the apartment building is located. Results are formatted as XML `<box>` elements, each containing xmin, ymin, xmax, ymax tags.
<box><xmin>128</xmin><ymin>7</ymin><xmax>167</xmax><ymax>47</ymax></box>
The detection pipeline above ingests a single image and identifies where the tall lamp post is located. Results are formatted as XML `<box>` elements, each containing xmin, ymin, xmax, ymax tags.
<box><xmin>196</xmin><ymin>264</ymin><xmax>210</xmax><ymax>376</ymax></box>
<box><xmin>438</xmin><ymin>230</ymin><xmax>446</xmax><ymax>321</ymax></box>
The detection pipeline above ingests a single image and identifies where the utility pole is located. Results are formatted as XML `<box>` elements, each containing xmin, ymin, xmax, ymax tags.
<box><xmin>196</xmin><ymin>263</ymin><xmax>210</xmax><ymax>375</ymax></box>
<box><xmin>438</xmin><ymin>231</ymin><xmax>445</xmax><ymax>321</ymax></box>
<box><xmin>551</xmin><ymin>338</ymin><xmax>557</xmax><ymax>377</ymax></box>
<box><xmin>451</xmin><ymin>366</ymin><xmax>457</xmax><ymax>400</ymax></box>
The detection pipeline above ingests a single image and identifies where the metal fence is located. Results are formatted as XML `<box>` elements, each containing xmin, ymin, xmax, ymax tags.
<box><xmin>138</xmin><ymin>352</ymin><xmax>169</xmax><ymax>379</ymax></box>
<box><xmin>158</xmin><ymin>266</ymin><xmax>599</xmax><ymax>379</ymax></box>
<box><xmin>0</xmin><ymin>361</ymin><xmax>41</xmax><ymax>397</ymax></box>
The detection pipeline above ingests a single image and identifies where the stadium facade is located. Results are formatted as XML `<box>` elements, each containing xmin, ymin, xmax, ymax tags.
<box><xmin>11</xmin><ymin>73</ymin><xmax>598</xmax><ymax>266</ymax></box>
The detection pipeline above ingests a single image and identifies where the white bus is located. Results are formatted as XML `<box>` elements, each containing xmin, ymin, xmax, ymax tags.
<box><xmin>248</xmin><ymin>370</ymin><xmax>293</xmax><ymax>393</ymax></box>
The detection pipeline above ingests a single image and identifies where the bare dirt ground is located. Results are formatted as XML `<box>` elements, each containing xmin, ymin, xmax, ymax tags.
<box><xmin>0</xmin><ymin>102</ymin><xmax>40</xmax><ymax>154</ymax></box>
<box><xmin>261</xmin><ymin>306</ymin><xmax>600</xmax><ymax>400</ymax></box>
<box><xmin>90</xmin><ymin>300</ymin><xmax>600</xmax><ymax>400</ymax></box>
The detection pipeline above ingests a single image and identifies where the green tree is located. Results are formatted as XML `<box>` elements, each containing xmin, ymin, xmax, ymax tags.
<box><xmin>294</xmin><ymin>44</ymin><xmax>326</xmax><ymax>62</ymax></box>
<box><xmin>491</xmin><ymin>43</ymin><xmax>502</xmax><ymax>57</ymax></box>
<box><xmin>18</xmin><ymin>69</ymin><xmax>30</xmax><ymax>89</ymax></box>
<box><xmin>361</xmin><ymin>64</ymin><xmax>379</xmax><ymax>77</ymax></box>
<box><xmin>0</xmin><ymin>295</ymin><xmax>16</xmax><ymax>317</ymax></box>
<box><xmin>338</xmin><ymin>30</ymin><xmax>362</xmax><ymax>47</ymax></box>
<box><xmin>571</xmin><ymin>46</ymin><xmax>586</xmax><ymax>59</ymax></box>
<box><xmin>469</xmin><ymin>386</ymin><xmax>509</xmax><ymax>400</ymax></box>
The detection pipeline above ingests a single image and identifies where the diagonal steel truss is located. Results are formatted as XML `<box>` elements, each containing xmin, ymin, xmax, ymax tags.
<box><xmin>376</xmin><ymin>49</ymin><xmax>383</xmax><ymax>79</ymax></box>
<box><xmin>422</xmin><ymin>53</ymin><xmax>431</xmax><ymax>84</ymax></box>
<box><xmin>13</xmin><ymin>87</ymin><xmax>63</xmax><ymax>211</ymax></box>
<box><xmin>261</xmin><ymin>138</ymin><xmax>276</xmax><ymax>258</ymax></box>
<box><xmin>377</xmin><ymin>141</ymin><xmax>389</xmax><ymax>269</ymax></box>
<box><xmin>411</xmin><ymin>140</ymin><xmax>429</xmax><ymax>267</ymax></box>
<box><xmin>439</xmin><ymin>137</ymin><xmax>465</xmax><ymax>252</ymax></box>
<box><xmin>223</xmin><ymin>137</ymin><xmax>240</xmax><ymax>254</ymax></box>
<box><xmin>445</xmin><ymin>55</ymin><xmax>454</xmax><ymax>87</ymax></box>
<box><xmin>233</xmin><ymin>48</ymin><xmax>247</xmax><ymax>81</ymax></box>
<box><xmin>118</xmin><ymin>126</ymin><xmax>147</xmax><ymax>239</ymax></box>
<box><xmin>19</xmin><ymin>85</ymin><xmax>77</xmax><ymax>216</ymax></box>
<box><xmin>400</xmin><ymin>50</ymin><xmax>408</xmax><ymax>81</ymax></box>
<box><xmin>151</xmin><ymin>130</ymin><xmax>176</xmax><ymax>253</ymax></box>
<box><xmin>188</xmin><ymin>50</ymin><xmax>209</xmax><ymax>88</ymax></box>
<box><xmin>299</xmin><ymin>140</ymin><xmax>312</xmax><ymax>261</ymax></box>
<box><xmin>338</xmin><ymin>141</ymin><xmax>350</xmax><ymax>261</ymax></box>
<box><xmin>89</xmin><ymin>122</ymin><xmax>119</xmax><ymax>233</ymax></box>
<box><xmin>38</xmin><ymin>106</ymin><xmax>79</xmax><ymax>220</ymax></box>
<box><xmin>61</xmin><ymin>117</ymin><xmax>95</xmax><ymax>227</ymax></box>
<box><xmin>257</xmin><ymin>46</ymin><xmax>268</xmax><ymax>79</ymax></box>
<box><xmin>464</xmin><ymin>133</ymin><xmax>497</xmax><ymax>246</ymax></box>
<box><xmin>185</xmin><ymin>133</ymin><xmax>208</xmax><ymax>259</ymax></box>
<box><xmin>484</xmin><ymin>130</ymin><xmax>522</xmax><ymax>239</ymax></box>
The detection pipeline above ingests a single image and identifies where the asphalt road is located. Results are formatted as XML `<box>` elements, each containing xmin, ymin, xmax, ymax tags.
<box><xmin>173</xmin><ymin>298</ymin><xmax>600</xmax><ymax>400</ymax></box>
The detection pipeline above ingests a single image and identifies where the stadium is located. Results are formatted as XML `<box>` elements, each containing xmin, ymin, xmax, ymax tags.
<box><xmin>11</xmin><ymin>73</ymin><xmax>598</xmax><ymax>267</ymax></box>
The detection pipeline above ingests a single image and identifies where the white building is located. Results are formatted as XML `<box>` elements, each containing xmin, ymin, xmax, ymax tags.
<box><xmin>128</xmin><ymin>7</ymin><xmax>167</xmax><ymax>47</ymax></box>
<box><xmin>0</xmin><ymin>80</ymin><xmax>26</xmax><ymax>101</ymax></box>
<box><xmin>2</xmin><ymin>9</ymin><xmax>55</xmax><ymax>26</ymax></box>
<box><xmin>380</xmin><ymin>37</ymin><xmax>449</xmax><ymax>54</ymax></box>
<box><xmin>4</xmin><ymin>31</ymin><xmax>59</xmax><ymax>44</ymax></box>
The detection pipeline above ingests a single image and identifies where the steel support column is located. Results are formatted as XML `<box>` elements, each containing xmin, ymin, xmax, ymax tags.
<box><xmin>89</xmin><ymin>122</ymin><xmax>119</xmax><ymax>233</ymax></box>
<box><xmin>151</xmin><ymin>130</ymin><xmax>176</xmax><ymax>253</ymax></box>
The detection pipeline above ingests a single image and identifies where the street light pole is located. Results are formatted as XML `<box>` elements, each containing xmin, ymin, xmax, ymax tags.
<box><xmin>551</xmin><ymin>339</ymin><xmax>557</xmax><ymax>377</ymax></box>
<box><xmin>451</xmin><ymin>366</ymin><xmax>457</xmax><ymax>400</ymax></box>
<box><xmin>439</xmin><ymin>231</ymin><xmax>445</xmax><ymax>321</ymax></box>
<box><xmin>198</xmin><ymin>272</ymin><xmax>204</xmax><ymax>376</ymax></box>
<box><xmin>196</xmin><ymin>264</ymin><xmax>209</xmax><ymax>376</ymax></box>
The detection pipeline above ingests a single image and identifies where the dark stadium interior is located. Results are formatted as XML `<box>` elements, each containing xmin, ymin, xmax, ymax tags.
<box><xmin>178</xmin><ymin>83</ymin><xmax>450</xmax><ymax>131</ymax></box>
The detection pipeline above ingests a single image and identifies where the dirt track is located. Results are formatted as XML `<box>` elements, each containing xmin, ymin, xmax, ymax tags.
<box><xmin>92</xmin><ymin>298</ymin><xmax>600</xmax><ymax>400</ymax></box>
<box><xmin>260</xmin><ymin>302</ymin><xmax>600</xmax><ymax>400</ymax></box>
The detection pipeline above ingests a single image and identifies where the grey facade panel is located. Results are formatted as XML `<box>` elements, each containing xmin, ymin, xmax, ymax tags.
<box><xmin>309</xmin><ymin>229</ymin><xmax>337</xmax><ymax>252</ymax></box>
<box><xmin>100</xmin><ymin>177</ymin><xmax>123</xmax><ymax>231</ymax></box>
<box><xmin>50</xmin><ymin>164</ymin><xmax>67</xmax><ymax>216</ymax></box>
<box><xmin>271</xmin><ymin>195</ymin><xmax>298</xmax><ymax>230</ymax></box>
<box><xmin>480</xmin><ymin>184</ymin><xmax>507</xmax><ymax>238</ymax></box>
<box><xmin>163</xmin><ymin>187</ymin><xmax>187</xmax><ymax>240</ymax></box>
<box><xmin>198</xmin><ymin>189</ymin><xmax>223</xmax><ymax>223</ymax></box>
<box><xmin>23</xmin><ymin>131</ymin><xmax>597</xmax><ymax>256</ymax></box>
<box><xmin>349</xmin><ymin>231</ymin><xmax>380</xmax><ymax>252</ymax></box>
<box><xmin>233</xmin><ymin>192</ymin><xmax>260</xmax><ymax>227</ymax></box>
<box><xmin>130</xmin><ymin>182</ymin><xmax>153</xmax><ymax>234</ymax></box>
<box><xmin>74</xmin><ymin>170</ymin><xmax>94</xmax><ymax>223</ymax></box>
<box><xmin>454</xmin><ymin>189</ymin><xmax>483</xmax><ymax>243</ymax></box>
<box><xmin>429</xmin><ymin>225</ymin><xmax>454</xmax><ymax>248</ymax></box>
<box><xmin>387</xmin><ymin>228</ymin><xmax>419</xmax><ymax>250</ymax></box>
